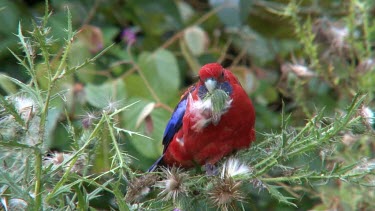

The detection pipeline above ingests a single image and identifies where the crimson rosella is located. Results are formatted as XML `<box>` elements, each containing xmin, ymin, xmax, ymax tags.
<box><xmin>148</xmin><ymin>63</ymin><xmax>255</xmax><ymax>171</ymax></box>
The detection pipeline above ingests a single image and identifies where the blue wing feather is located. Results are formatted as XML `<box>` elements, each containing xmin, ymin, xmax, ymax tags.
<box><xmin>147</xmin><ymin>87</ymin><xmax>194</xmax><ymax>172</ymax></box>
<box><xmin>162</xmin><ymin>92</ymin><xmax>189</xmax><ymax>152</ymax></box>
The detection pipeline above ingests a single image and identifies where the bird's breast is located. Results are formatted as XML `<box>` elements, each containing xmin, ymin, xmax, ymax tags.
<box><xmin>187</xmin><ymin>93</ymin><xmax>232</xmax><ymax>132</ymax></box>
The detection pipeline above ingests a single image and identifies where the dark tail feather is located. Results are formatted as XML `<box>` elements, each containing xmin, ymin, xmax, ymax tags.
<box><xmin>147</xmin><ymin>155</ymin><xmax>164</xmax><ymax>172</ymax></box>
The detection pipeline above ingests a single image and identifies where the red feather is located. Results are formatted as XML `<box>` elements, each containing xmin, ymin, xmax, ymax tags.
<box><xmin>150</xmin><ymin>63</ymin><xmax>255</xmax><ymax>170</ymax></box>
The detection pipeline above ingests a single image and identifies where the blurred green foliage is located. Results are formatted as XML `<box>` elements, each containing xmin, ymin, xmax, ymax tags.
<box><xmin>0</xmin><ymin>0</ymin><xmax>375</xmax><ymax>210</ymax></box>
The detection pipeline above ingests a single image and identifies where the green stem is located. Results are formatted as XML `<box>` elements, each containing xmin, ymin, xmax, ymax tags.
<box><xmin>253</xmin><ymin>153</ymin><xmax>278</xmax><ymax>169</ymax></box>
<box><xmin>254</xmin><ymin>159</ymin><xmax>278</xmax><ymax>177</ymax></box>
<box><xmin>287</xmin><ymin>94</ymin><xmax>363</xmax><ymax>157</ymax></box>
<box><xmin>111</xmin><ymin>182</ymin><xmax>130</xmax><ymax>211</ymax></box>
<box><xmin>34</xmin><ymin>149</ymin><xmax>43</xmax><ymax>211</ymax></box>
<box><xmin>261</xmin><ymin>171</ymin><xmax>367</xmax><ymax>183</ymax></box>
<box><xmin>33</xmin><ymin>74</ymin><xmax>52</xmax><ymax>211</ymax></box>
<box><xmin>283</xmin><ymin>120</ymin><xmax>312</xmax><ymax>152</ymax></box>
<box><xmin>261</xmin><ymin>173</ymin><xmax>312</xmax><ymax>182</ymax></box>
<box><xmin>43</xmin><ymin>0</ymin><xmax>49</xmax><ymax>28</ymax></box>
<box><xmin>103</xmin><ymin>113</ymin><xmax>134</xmax><ymax>179</ymax></box>
<box><xmin>46</xmin><ymin>115</ymin><xmax>106</xmax><ymax>202</ymax></box>
<box><xmin>34</xmin><ymin>16</ymin><xmax>53</xmax><ymax>211</ymax></box>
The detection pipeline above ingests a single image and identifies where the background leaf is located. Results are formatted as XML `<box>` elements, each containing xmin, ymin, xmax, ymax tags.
<box><xmin>184</xmin><ymin>26</ymin><xmax>208</xmax><ymax>56</ymax></box>
<box><xmin>138</xmin><ymin>49</ymin><xmax>180</xmax><ymax>103</ymax></box>
<box><xmin>85</xmin><ymin>79</ymin><xmax>126</xmax><ymax>108</ymax></box>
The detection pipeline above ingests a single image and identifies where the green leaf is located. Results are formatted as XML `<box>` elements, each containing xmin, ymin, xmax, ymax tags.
<box><xmin>0</xmin><ymin>74</ymin><xmax>43</xmax><ymax>109</ymax></box>
<box><xmin>0</xmin><ymin>94</ymin><xmax>25</xmax><ymax>127</ymax></box>
<box><xmin>111</xmin><ymin>182</ymin><xmax>130</xmax><ymax>211</ymax></box>
<box><xmin>138</xmin><ymin>49</ymin><xmax>180</xmax><ymax>103</ymax></box>
<box><xmin>124</xmin><ymin>74</ymin><xmax>152</xmax><ymax>99</ymax></box>
<box><xmin>239</xmin><ymin>0</ymin><xmax>253</xmax><ymax>22</ymax></box>
<box><xmin>0</xmin><ymin>1</ymin><xmax>20</xmax><ymax>35</ymax></box>
<box><xmin>183</xmin><ymin>26</ymin><xmax>208</xmax><ymax>56</ymax></box>
<box><xmin>136</xmin><ymin>102</ymin><xmax>156</xmax><ymax>128</ymax></box>
<box><xmin>266</xmin><ymin>185</ymin><xmax>297</xmax><ymax>207</ymax></box>
<box><xmin>179</xmin><ymin>38</ymin><xmax>201</xmax><ymax>73</ymax></box>
<box><xmin>121</xmin><ymin>98</ymin><xmax>173</xmax><ymax>170</ymax></box>
<box><xmin>47</xmin><ymin>180</ymin><xmax>82</xmax><ymax>200</ymax></box>
<box><xmin>210</xmin><ymin>89</ymin><xmax>230</xmax><ymax>124</ymax></box>
<box><xmin>129</xmin><ymin>0</ymin><xmax>182</xmax><ymax>35</ymax></box>
<box><xmin>0</xmin><ymin>170</ymin><xmax>30</xmax><ymax>201</ymax></box>
<box><xmin>85</xmin><ymin>79</ymin><xmax>127</xmax><ymax>108</ymax></box>
<box><xmin>0</xmin><ymin>74</ymin><xmax>18</xmax><ymax>94</ymax></box>
<box><xmin>232</xmin><ymin>26</ymin><xmax>275</xmax><ymax>65</ymax></box>
<box><xmin>176</xmin><ymin>1</ymin><xmax>194</xmax><ymax>23</ymax></box>
<box><xmin>74</xmin><ymin>184</ymin><xmax>88</xmax><ymax>211</ymax></box>
<box><xmin>16</xmin><ymin>22</ymin><xmax>34</xmax><ymax>74</ymax></box>
<box><xmin>209</xmin><ymin>0</ymin><xmax>253</xmax><ymax>28</ymax></box>
<box><xmin>68</xmin><ymin>40</ymin><xmax>95</xmax><ymax>83</ymax></box>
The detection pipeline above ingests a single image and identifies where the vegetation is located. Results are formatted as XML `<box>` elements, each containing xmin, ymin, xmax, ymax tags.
<box><xmin>0</xmin><ymin>0</ymin><xmax>374</xmax><ymax>210</ymax></box>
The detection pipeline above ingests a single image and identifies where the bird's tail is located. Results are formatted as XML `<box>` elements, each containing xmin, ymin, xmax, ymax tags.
<box><xmin>147</xmin><ymin>155</ymin><xmax>164</xmax><ymax>172</ymax></box>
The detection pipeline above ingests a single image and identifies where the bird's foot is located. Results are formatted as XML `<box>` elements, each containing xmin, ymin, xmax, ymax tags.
<box><xmin>204</xmin><ymin>163</ymin><xmax>218</xmax><ymax>176</ymax></box>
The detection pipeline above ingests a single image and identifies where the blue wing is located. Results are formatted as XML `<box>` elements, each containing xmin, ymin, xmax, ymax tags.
<box><xmin>147</xmin><ymin>87</ymin><xmax>193</xmax><ymax>172</ymax></box>
<box><xmin>162</xmin><ymin>91</ymin><xmax>190</xmax><ymax>152</ymax></box>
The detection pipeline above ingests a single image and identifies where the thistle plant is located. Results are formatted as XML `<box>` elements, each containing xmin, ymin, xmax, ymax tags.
<box><xmin>1</xmin><ymin>0</ymin><xmax>375</xmax><ymax>211</ymax></box>
<box><xmin>135</xmin><ymin>94</ymin><xmax>374</xmax><ymax>210</ymax></box>
<box><xmin>0</xmin><ymin>2</ymin><xmax>134</xmax><ymax>210</ymax></box>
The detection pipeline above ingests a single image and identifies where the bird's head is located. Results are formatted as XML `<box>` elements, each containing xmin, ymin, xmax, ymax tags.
<box><xmin>197</xmin><ymin>63</ymin><xmax>232</xmax><ymax>125</ymax></box>
<box><xmin>198</xmin><ymin>63</ymin><xmax>225</xmax><ymax>93</ymax></box>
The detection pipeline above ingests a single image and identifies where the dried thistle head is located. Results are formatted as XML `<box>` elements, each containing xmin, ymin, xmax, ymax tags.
<box><xmin>356</xmin><ymin>58</ymin><xmax>375</xmax><ymax>73</ymax></box>
<box><xmin>342</xmin><ymin>133</ymin><xmax>359</xmax><ymax>146</ymax></box>
<box><xmin>155</xmin><ymin>167</ymin><xmax>188</xmax><ymax>202</ymax></box>
<box><xmin>104</xmin><ymin>99</ymin><xmax>122</xmax><ymax>113</ymax></box>
<box><xmin>43</xmin><ymin>152</ymin><xmax>88</xmax><ymax>176</ymax></box>
<box><xmin>250</xmin><ymin>178</ymin><xmax>266</xmax><ymax>191</ymax></box>
<box><xmin>125</xmin><ymin>174</ymin><xmax>158</xmax><ymax>203</ymax></box>
<box><xmin>81</xmin><ymin>111</ymin><xmax>99</xmax><ymax>129</ymax></box>
<box><xmin>12</xmin><ymin>96</ymin><xmax>37</xmax><ymax>122</ymax></box>
<box><xmin>2</xmin><ymin>198</ymin><xmax>28</xmax><ymax>211</ymax></box>
<box><xmin>69</xmin><ymin>153</ymin><xmax>88</xmax><ymax>175</ymax></box>
<box><xmin>353</xmin><ymin>158</ymin><xmax>375</xmax><ymax>173</ymax></box>
<box><xmin>313</xmin><ymin>19</ymin><xmax>350</xmax><ymax>57</ymax></box>
<box><xmin>281</xmin><ymin>61</ymin><xmax>315</xmax><ymax>79</ymax></box>
<box><xmin>221</xmin><ymin>158</ymin><xmax>252</xmax><ymax>179</ymax></box>
<box><xmin>208</xmin><ymin>178</ymin><xmax>244</xmax><ymax>211</ymax></box>
<box><xmin>360</xmin><ymin>106</ymin><xmax>375</xmax><ymax>130</ymax></box>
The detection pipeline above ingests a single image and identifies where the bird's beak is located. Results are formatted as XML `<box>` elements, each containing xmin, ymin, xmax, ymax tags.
<box><xmin>205</xmin><ymin>78</ymin><xmax>217</xmax><ymax>93</ymax></box>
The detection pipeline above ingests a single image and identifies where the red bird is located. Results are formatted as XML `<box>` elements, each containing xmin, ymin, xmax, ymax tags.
<box><xmin>148</xmin><ymin>63</ymin><xmax>255</xmax><ymax>171</ymax></box>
